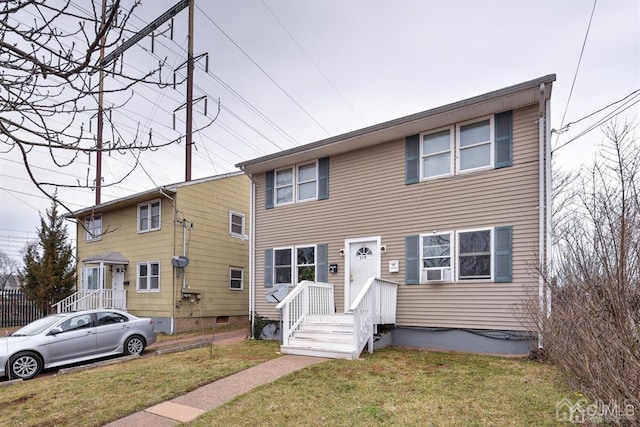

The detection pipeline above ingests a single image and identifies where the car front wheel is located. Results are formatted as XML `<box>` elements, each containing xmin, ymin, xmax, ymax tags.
<box><xmin>9</xmin><ymin>352</ymin><xmax>43</xmax><ymax>380</ymax></box>
<box><xmin>124</xmin><ymin>335</ymin><xmax>146</xmax><ymax>355</ymax></box>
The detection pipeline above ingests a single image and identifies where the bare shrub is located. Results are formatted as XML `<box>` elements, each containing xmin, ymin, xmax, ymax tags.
<box><xmin>524</xmin><ymin>121</ymin><xmax>640</xmax><ymax>419</ymax></box>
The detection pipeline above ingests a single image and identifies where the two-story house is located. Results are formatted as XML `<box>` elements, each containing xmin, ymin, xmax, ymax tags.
<box><xmin>237</xmin><ymin>75</ymin><xmax>554</xmax><ymax>359</ymax></box>
<box><xmin>64</xmin><ymin>172</ymin><xmax>250</xmax><ymax>333</ymax></box>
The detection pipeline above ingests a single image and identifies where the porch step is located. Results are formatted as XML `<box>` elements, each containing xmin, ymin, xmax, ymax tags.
<box><xmin>281</xmin><ymin>313</ymin><xmax>361</xmax><ymax>360</ymax></box>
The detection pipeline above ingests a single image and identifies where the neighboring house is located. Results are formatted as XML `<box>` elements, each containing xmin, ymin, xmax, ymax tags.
<box><xmin>64</xmin><ymin>172</ymin><xmax>250</xmax><ymax>333</ymax></box>
<box><xmin>237</xmin><ymin>75</ymin><xmax>554</xmax><ymax>358</ymax></box>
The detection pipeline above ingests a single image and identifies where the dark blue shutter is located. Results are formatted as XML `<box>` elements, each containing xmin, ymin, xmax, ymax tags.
<box><xmin>405</xmin><ymin>235</ymin><xmax>420</xmax><ymax>285</ymax></box>
<box><xmin>264</xmin><ymin>249</ymin><xmax>274</xmax><ymax>288</ymax></box>
<box><xmin>494</xmin><ymin>226</ymin><xmax>513</xmax><ymax>282</ymax></box>
<box><xmin>316</xmin><ymin>243</ymin><xmax>328</xmax><ymax>282</ymax></box>
<box><xmin>405</xmin><ymin>134</ymin><xmax>420</xmax><ymax>184</ymax></box>
<box><xmin>495</xmin><ymin>111</ymin><xmax>513</xmax><ymax>168</ymax></box>
<box><xmin>265</xmin><ymin>171</ymin><xmax>274</xmax><ymax>209</ymax></box>
<box><xmin>318</xmin><ymin>157</ymin><xmax>329</xmax><ymax>200</ymax></box>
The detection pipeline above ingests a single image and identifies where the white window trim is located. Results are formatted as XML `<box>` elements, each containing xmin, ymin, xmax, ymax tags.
<box><xmin>420</xmin><ymin>231</ymin><xmax>454</xmax><ymax>283</ymax></box>
<box><xmin>456</xmin><ymin>227</ymin><xmax>493</xmax><ymax>282</ymax></box>
<box><xmin>229</xmin><ymin>211</ymin><xmax>245</xmax><ymax>238</ymax></box>
<box><xmin>456</xmin><ymin>115</ymin><xmax>495</xmax><ymax>174</ymax></box>
<box><xmin>420</xmin><ymin>126</ymin><xmax>454</xmax><ymax>181</ymax></box>
<box><xmin>274</xmin><ymin>160</ymin><xmax>319</xmax><ymax>206</ymax></box>
<box><xmin>137</xmin><ymin>199</ymin><xmax>161</xmax><ymax>233</ymax></box>
<box><xmin>272</xmin><ymin>244</ymin><xmax>318</xmax><ymax>286</ymax></box>
<box><xmin>296</xmin><ymin>161</ymin><xmax>319</xmax><ymax>202</ymax></box>
<box><xmin>229</xmin><ymin>267</ymin><xmax>244</xmax><ymax>291</ymax></box>
<box><xmin>85</xmin><ymin>214</ymin><xmax>103</xmax><ymax>242</ymax></box>
<box><xmin>137</xmin><ymin>260</ymin><xmax>161</xmax><ymax>292</ymax></box>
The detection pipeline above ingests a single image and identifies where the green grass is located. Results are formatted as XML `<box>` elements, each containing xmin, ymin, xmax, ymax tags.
<box><xmin>0</xmin><ymin>340</ymin><xmax>280</xmax><ymax>427</ymax></box>
<box><xmin>0</xmin><ymin>342</ymin><xmax>573</xmax><ymax>426</ymax></box>
<box><xmin>189</xmin><ymin>347</ymin><xmax>572</xmax><ymax>426</ymax></box>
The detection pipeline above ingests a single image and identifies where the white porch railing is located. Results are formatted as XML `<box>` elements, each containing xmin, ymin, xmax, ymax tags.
<box><xmin>349</xmin><ymin>278</ymin><xmax>398</xmax><ymax>357</ymax></box>
<box><xmin>275</xmin><ymin>281</ymin><xmax>335</xmax><ymax>346</ymax></box>
<box><xmin>53</xmin><ymin>289</ymin><xmax>127</xmax><ymax>313</ymax></box>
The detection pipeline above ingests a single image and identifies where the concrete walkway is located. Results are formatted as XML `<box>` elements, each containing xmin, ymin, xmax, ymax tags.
<box><xmin>104</xmin><ymin>332</ymin><xmax>327</xmax><ymax>426</ymax></box>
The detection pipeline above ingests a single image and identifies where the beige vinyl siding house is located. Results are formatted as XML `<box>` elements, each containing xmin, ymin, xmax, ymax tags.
<box><xmin>238</xmin><ymin>75</ymin><xmax>554</xmax><ymax>355</ymax></box>
<box><xmin>67</xmin><ymin>172</ymin><xmax>250</xmax><ymax>333</ymax></box>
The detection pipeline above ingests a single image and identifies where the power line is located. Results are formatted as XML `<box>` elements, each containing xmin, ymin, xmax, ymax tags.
<box><xmin>555</xmin><ymin>0</ymin><xmax>598</xmax><ymax>147</ymax></box>
<box><xmin>259</xmin><ymin>0</ymin><xmax>364</xmax><ymax>126</ymax></box>
<box><xmin>195</xmin><ymin>3</ymin><xmax>332</xmax><ymax>137</ymax></box>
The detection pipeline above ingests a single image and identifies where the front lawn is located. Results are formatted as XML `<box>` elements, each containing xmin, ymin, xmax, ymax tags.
<box><xmin>0</xmin><ymin>341</ymin><xmax>573</xmax><ymax>426</ymax></box>
<box><xmin>190</xmin><ymin>347</ymin><xmax>573</xmax><ymax>426</ymax></box>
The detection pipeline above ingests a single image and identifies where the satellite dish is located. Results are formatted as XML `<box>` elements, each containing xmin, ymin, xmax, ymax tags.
<box><xmin>265</xmin><ymin>284</ymin><xmax>290</xmax><ymax>303</ymax></box>
<box><xmin>171</xmin><ymin>256</ymin><xmax>190</xmax><ymax>268</ymax></box>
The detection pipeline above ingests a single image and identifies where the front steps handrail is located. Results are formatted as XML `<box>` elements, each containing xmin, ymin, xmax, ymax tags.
<box><xmin>276</xmin><ymin>280</ymin><xmax>335</xmax><ymax>346</ymax></box>
<box><xmin>53</xmin><ymin>289</ymin><xmax>127</xmax><ymax>313</ymax></box>
<box><xmin>349</xmin><ymin>277</ymin><xmax>399</xmax><ymax>357</ymax></box>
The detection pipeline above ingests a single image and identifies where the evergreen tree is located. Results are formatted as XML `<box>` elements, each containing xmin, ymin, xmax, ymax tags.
<box><xmin>19</xmin><ymin>199</ymin><xmax>76</xmax><ymax>312</ymax></box>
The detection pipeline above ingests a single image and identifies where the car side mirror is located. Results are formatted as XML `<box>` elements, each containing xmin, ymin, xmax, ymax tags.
<box><xmin>48</xmin><ymin>327</ymin><xmax>63</xmax><ymax>336</ymax></box>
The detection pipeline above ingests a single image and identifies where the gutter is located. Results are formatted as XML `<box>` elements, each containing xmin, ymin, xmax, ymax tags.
<box><xmin>245</xmin><ymin>168</ymin><xmax>257</xmax><ymax>339</ymax></box>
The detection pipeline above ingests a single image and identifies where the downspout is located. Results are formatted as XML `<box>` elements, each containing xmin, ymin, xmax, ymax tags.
<box><xmin>244</xmin><ymin>169</ymin><xmax>257</xmax><ymax>340</ymax></box>
<box><xmin>538</xmin><ymin>83</ymin><xmax>546</xmax><ymax>348</ymax></box>
<box><xmin>160</xmin><ymin>188</ymin><xmax>178</xmax><ymax>335</ymax></box>
<box><xmin>545</xmin><ymin>92</ymin><xmax>553</xmax><ymax>316</ymax></box>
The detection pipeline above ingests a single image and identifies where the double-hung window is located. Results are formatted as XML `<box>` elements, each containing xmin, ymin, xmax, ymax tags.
<box><xmin>273</xmin><ymin>246</ymin><xmax>316</xmax><ymax>286</ymax></box>
<box><xmin>275</xmin><ymin>161</ymin><xmax>318</xmax><ymax>206</ymax></box>
<box><xmin>138</xmin><ymin>199</ymin><xmax>161</xmax><ymax>233</ymax></box>
<box><xmin>229</xmin><ymin>267</ymin><xmax>244</xmax><ymax>290</ymax></box>
<box><xmin>138</xmin><ymin>261</ymin><xmax>160</xmax><ymax>291</ymax></box>
<box><xmin>85</xmin><ymin>214</ymin><xmax>102</xmax><ymax>242</ymax></box>
<box><xmin>457</xmin><ymin>116</ymin><xmax>494</xmax><ymax>172</ymax></box>
<box><xmin>406</xmin><ymin>226</ymin><xmax>512</xmax><ymax>284</ymax></box>
<box><xmin>457</xmin><ymin>229</ymin><xmax>492</xmax><ymax>280</ymax></box>
<box><xmin>230</xmin><ymin>211</ymin><xmax>245</xmax><ymax>238</ymax></box>
<box><xmin>421</xmin><ymin>232</ymin><xmax>452</xmax><ymax>281</ymax></box>
<box><xmin>421</xmin><ymin>127</ymin><xmax>453</xmax><ymax>179</ymax></box>
<box><xmin>275</xmin><ymin>169</ymin><xmax>294</xmax><ymax>205</ymax></box>
<box><xmin>297</xmin><ymin>163</ymin><xmax>317</xmax><ymax>201</ymax></box>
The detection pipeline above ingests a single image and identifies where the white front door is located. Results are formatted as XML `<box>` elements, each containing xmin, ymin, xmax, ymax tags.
<box><xmin>345</xmin><ymin>237</ymin><xmax>381</xmax><ymax>310</ymax></box>
<box><xmin>112</xmin><ymin>265</ymin><xmax>125</xmax><ymax>292</ymax></box>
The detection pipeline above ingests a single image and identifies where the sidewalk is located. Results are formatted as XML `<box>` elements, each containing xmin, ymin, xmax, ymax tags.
<box><xmin>103</xmin><ymin>330</ymin><xmax>328</xmax><ymax>426</ymax></box>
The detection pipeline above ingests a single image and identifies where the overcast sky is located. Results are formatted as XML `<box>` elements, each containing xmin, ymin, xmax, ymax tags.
<box><xmin>1</xmin><ymin>0</ymin><xmax>639</xmax><ymax>263</ymax></box>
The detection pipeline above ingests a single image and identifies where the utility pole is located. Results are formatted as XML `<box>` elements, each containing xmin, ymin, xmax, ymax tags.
<box><xmin>96</xmin><ymin>0</ymin><xmax>107</xmax><ymax>205</ymax></box>
<box><xmin>185</xmin><ymin>0</ymin><xmax>194</xmax><ymax>181</ymax></box>
<box><xmin>93</xmin><ymin>0</ymin><xmax>189</xmax><ymax>202</ymax></box>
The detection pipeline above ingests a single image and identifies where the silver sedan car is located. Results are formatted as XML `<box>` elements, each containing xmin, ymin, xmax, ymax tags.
<box><xmin>0</xmin><ymin>309</ymin><xmax>156</xmax><ymax>380</ymax></box>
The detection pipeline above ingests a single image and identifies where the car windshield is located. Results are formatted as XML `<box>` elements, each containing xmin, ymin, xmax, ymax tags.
<box><xmin>12</xmin><ymin>315</ymin><xmax>66</xmax><ymax>336</ymax></box>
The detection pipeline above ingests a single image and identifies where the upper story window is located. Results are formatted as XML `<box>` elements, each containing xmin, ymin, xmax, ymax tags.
<box><xmin>457</xmin><ymin>116</ymin><xmax>494</xmax><ymax>172</ymax></box>
<box><xmin>137</xmin><ymin>261</ymin><xmax>160</xmax><ymax>292</ymax></box>
<box><xmin>85</xmin><ymin>214</ymin><xmax>102</xmax><ymax>242</ymax></box>
<box><xmin>138</xmin><ymin>199</ymin><xmax>161</xmax><ymax>233</ymax></box>
<box><xmin>275</xmin><ymin>161</ymin><xmax>318</xmax><ymax>206</ymax></box>
<box><xmin>406</xmin><ymin>111</ymin><xmax>512</xmax><ymax>185</ymax></box>
<box><xmin>230</xmin><ymin>211</ymin><xmax>245</xmax><ymax>238</ymax></box>
<box><xmin>421</xmin><ymin>127</ymin><xmax>453</xmax><ymax>179</ymax></box>
<box><xmin>266</xmin><ymin>157</ymin><xmax>329</xmax><ymax>209</ymax></box>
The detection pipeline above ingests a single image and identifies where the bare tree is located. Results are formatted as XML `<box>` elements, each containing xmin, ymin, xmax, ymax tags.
<box><xmin>0</xmin><ymin>250</ymin><xmax>19</xmax><ymax>290</ymax></box>
<box><xmin>0</xmin><ymin>0</ymin><xmax>187</xmax><ymax>219</ymax></box>
<box><xmin>524</xmin><ymin>120</ymin><xmax>640</xmax><ymax>423</ymax></box>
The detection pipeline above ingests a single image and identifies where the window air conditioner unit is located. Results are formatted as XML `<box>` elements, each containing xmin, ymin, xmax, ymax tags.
<box><xmin>421</xmin><ymin>268</ymin><xmax>451</xmax><ymax>283</ymax></box>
